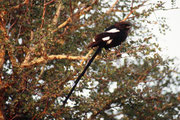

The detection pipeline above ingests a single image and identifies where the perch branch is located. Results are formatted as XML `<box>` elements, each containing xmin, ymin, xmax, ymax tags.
<box><xmin>21</xmin><ymin>54</ymin><xmax>89</xmax><ymax>68</ymax></box>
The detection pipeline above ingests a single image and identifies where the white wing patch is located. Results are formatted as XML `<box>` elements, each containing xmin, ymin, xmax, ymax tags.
<box><xmin>92</xmin><ymin>38</ymin><xmax>95</xmax><ymax>42</ymax></box>
<box><xmin>107</xmin><ymin>39</ymin><xmax>112</xmax><ymax>44</ymax></box>
<box><xmin>106</xmin><ymin>28</ymin><xmax>120</xmax><ymax>33</ymax></box>
<box><xmin>102</xmin><ymin>36</ymin><xmax>110</xmax><ymax>41</ymax></box>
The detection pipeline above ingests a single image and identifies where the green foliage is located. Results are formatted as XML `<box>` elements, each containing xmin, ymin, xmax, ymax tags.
<box><xmin>0</xmin><ymin>0</ymin><xmax>179</xmax><ymax>120</ymax></box>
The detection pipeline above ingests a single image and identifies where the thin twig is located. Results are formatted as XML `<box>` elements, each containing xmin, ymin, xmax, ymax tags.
<box><xmin>106</xmin><ymin>0</ymin><xmax>120</xmax><ymax>14</ymax></box>
<box><xmin>41</xmin><ymin>0</ymin><xmax>55</xmax><ymax>28</ymax></box>
<box><xmin>10</xmin><ymin>0</ymin><xmax>29</xmax><ymax>10</ymax></box>
<box><xmin>80</xmin><ymin>49</ymin><xmax>93</xmax><ymax>66</ymax></box>
<box><xmin>40</xmin><ymin>0</ymin><xmax>46</xmax><ymax>28</ymax></box>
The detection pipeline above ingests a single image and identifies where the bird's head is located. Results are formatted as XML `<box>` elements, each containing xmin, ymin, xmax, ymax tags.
<box><xmin>116</xmin><ymin>21</ymin><xmax>132</xmax><ymax>30</ymax></box>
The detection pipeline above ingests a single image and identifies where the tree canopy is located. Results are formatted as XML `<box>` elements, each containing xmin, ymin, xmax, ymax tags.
<box><xmin>0</xmin><ymin>0</ymin><xmax>180</xmax><ymax>119</ymax></box>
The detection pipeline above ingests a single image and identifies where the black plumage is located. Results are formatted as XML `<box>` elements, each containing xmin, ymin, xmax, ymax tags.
<box><xmin>88</xmin><ymin>21</ymin><xmax>132</xmax><ymax>49</ymax></box>
<box><xmin>63</xmin><ymin>21</ymin><xmax>132</xmax><ymax>106</ymax></box>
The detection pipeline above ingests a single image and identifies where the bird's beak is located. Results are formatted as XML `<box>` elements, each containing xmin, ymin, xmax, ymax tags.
<box><xmin>126</xmin><ymin>26</ymin><xmax>131</xmax><ymax>29</ymax></box>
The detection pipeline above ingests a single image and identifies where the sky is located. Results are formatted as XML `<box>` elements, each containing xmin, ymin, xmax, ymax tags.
<box><xmin>153</xmin><ymin>1</ymin><xmax>180</xmax><ymax>69</ymax></box>
<box><xmin>149</xmin><ymin>1</ymin><xmax>180</xmax><ymax>93</ymax></box>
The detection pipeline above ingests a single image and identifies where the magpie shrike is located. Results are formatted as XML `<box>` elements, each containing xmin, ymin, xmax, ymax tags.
<box><xmin>63</xmin><ymin>21</ymin><xmax>132</xmax><ymax>106</ymax></box>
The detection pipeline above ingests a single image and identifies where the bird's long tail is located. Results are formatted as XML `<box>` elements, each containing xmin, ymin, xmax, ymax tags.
<box><xmin>63</xmin><ymin>46</ymin><xmax>102</xmax><ymax>106</ymax></box>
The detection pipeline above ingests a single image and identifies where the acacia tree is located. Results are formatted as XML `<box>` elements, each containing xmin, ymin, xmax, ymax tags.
<box><xmin>0</xmin><ymin>0</ymin><xmax>180</xmax><ymax>119</ymax></box>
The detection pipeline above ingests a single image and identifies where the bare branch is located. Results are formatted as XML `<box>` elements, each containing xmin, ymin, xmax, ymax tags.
<box><xmin>106</xmin><ymin>0</ymin><xmax>119</xmax><ymax>14</ymax></box>
<box><xmin>21</xmin><ymin>54</ymin><xmax>89</xmax><ymax>68</ymax></box>
<box><xmin>10</xmin><ymin>0</ymin><xmax>29</xmax><ymax>10</ymax></box>
<box><xmin>0</xmin><ymin>46</ymin><xmax>5</xmax><ymax>84</ymax></box>
<box><xmin>41</xmin><ymin>0</ymin><xmax>55</xmax><ymax>28</ymax></box>
<box><xmin>40</xmin><ymin>0</ymin><xmax>46</xmax><ymax>28</ymax></box>
<box><xmin>0</xmin><ymin>17</ymin><xmax>19</xmax><ymax>67</ymax></box>
<box><xmin>122</xmin><ymin>0</ymin><xmax>148</xmax><ymax>21</ymax></box>
<box><xmin>52</xmin><ymin>0</ymin><xmax>98</xmax><ymax>33</ymax></box>
<box><xmin>44</xmin><ymin>0</ymin><xmax>55</xmax><ymax>6</ymax></box>
<box><xmin>80</xmin><ymin>49</ymin><xmax>93</xmax><ymax>66</ymax></box>
<box><xmin>22</xmin><ymin>31</ymin><xmax>35</xmax><ymax>64</ymax></box>
<box><xmin>52</xmin><ymin>1</ymin><xmax>62</xmax><ymax>26</ymax></box>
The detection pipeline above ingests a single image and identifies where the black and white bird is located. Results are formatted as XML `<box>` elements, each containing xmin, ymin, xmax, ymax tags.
<box><xmin>88</xmin><ymin>21</ymin><xmax>132</xmax><ymax>49</ymax></box>
<box><xmin>63</xmin><ymin>21</ymin><xmax>132</xmax><ymax>106</ymax></box>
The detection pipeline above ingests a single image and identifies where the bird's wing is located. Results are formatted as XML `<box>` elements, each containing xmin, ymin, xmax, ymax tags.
<box><xmin>105</xmin><ymin>25</ymin><xmax>120</xmax><ymax>33</ymax></box>
<box><xmin>105</xmin><ymin>25</ymin><xmax>116</xmax><ymax>31</ymax></box>
<box><xmin>88</xmin><ymin>25</ymin><xmax>120</xmax><ymax>48</ymax></box>
<box><xmin>94</xmin><ymin>33</ymin><xmax>111</xmax><ymax>41</ymax></box>
<box><xmin>88</xmin><ymin>33</ymin><xmax>112</xmax><ymax>48</ymax></box>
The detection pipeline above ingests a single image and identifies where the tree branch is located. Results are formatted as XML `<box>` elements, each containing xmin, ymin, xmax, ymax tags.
<box><xmin>10</xmin><ymin>0</ymin><xmax>29</xmax><ymax>10</ymax></box>
<box><xmin>106</xmin><ymin>0</ymin><xmax>120</xmax><ymax>14</ymax></box>
<box><xmin>41</xmin><ymin>0</ymin><xmax>55</xmax><ymax>28</ymax></box>
<box><xmin>52</xmin><ymin>1</ymin><xmax>62</xmax><ymax>26</ymax></box>
<box><xmin>0</xmin><ymin>13</ymin><xmax>19</xmax><ymax>67</ymax></box>
<box><xmin>20</xmin><ymin>54</ymin><xmax>89</xmax><ymax>68</ymax></box>
<box><xmin>52</xmin><ymin>0</ymin><xmax>98</xmax><ymax>33</ymax></box>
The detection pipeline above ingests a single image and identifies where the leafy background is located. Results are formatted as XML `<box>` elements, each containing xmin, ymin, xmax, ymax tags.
<box><xmin>0</xmin><ymin>0</ymin><xmax>179</xmax><ymax>119</ymax></box>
